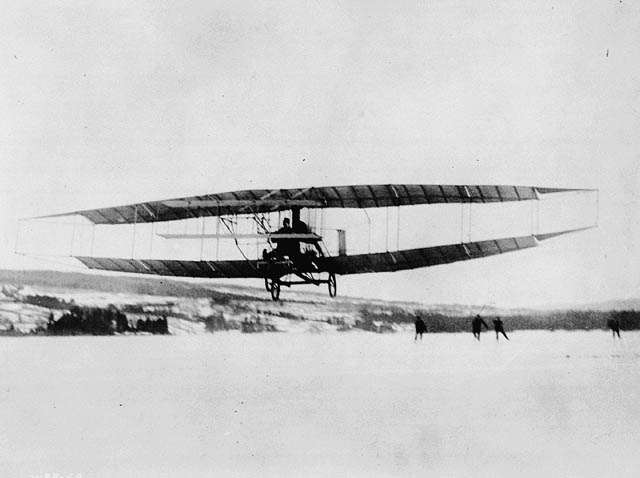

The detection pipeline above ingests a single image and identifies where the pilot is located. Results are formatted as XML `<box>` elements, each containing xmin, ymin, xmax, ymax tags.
<box><xmin>270</xmin><ymin>218</ymin><xmax>297</xmax><ymax>259</ymax></box>
<box><xmin>292</xmin><ymin>217</ymin><xmax>309</xmax><ymax>234</ymax></box>
<box><xmin>277</xmin><ymin>217</ymin><xmax>292</xmax><ymax>233</ymax></box>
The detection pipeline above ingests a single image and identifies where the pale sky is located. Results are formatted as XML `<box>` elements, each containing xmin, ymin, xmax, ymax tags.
<box><xmin>1</xmin><ymin>0</ymin><xmax>638</xmax><ymax>307</ymax></box>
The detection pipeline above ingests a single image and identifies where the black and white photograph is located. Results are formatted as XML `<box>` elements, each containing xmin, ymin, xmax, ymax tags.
<box><xmin>1</xmin><ymin>1</ymin><xmax>639</xmax><ymax>477</ymax></box>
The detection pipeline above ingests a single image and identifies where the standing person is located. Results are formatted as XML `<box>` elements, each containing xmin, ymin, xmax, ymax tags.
<box><xmin>414</xmin><ymin>316</ymin><xmax>427</xmax><ymax>341</ymax></box>
<box><xmin>472</xmin><ymin>315</ymin><xmax>488</xmax><ymax>341</ymax></box>
<box><xmin>607</xmin><ymin>318</ymin><xmax>621</xmax><ymax>338</ymax></box>
<box><xmin>493</xmin><ymin>317</ymin><xmax>509</xmax><ymax>341</ymax></box>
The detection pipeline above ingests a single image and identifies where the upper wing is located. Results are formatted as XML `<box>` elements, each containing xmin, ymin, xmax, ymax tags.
<box><xmin>32</xmin><ymin>184</ymin><xmax>591</xmax><ymax>225</ymax></box>
<box><xmin>73</xmin><ymin>228</ymin><xmax>591</xmax><ymax>278</ymax></box>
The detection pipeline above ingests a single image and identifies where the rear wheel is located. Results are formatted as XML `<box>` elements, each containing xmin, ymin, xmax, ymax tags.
<box><xmin>328</xmin><ymin>273</ymin><xmax>337</xmax><ymax>298</ymax></box>
<box><xmin>270</xmin><ymin>280</ymin><xmax>281</xmax><ymax>301</ymax></box>
<box><xmin>264</xmin><ymin>277</ymin><xmax>272</xmax><ymax>292</ymax></box>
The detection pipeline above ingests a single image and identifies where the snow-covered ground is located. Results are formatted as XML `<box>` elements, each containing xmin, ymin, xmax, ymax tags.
<box><xmin>0</xmin><ymin>283</ymin><xmax>379</xmax><ymax>334</ymax></box>
<box><xmin>0</xmin><ymin>300</ymin><xmax>51</xmax><ymax>333</ymax></box>
<box><xmin>1</xmin><ymin>331</ymin><xmax>639</xmax><ymax>478</ymax></box>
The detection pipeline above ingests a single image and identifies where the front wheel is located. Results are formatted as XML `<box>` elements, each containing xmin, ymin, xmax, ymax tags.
<box><xmin>270</xmin><ymin>280</ymin><xmax>281</xmax><ymax>301</ymax></box>
<box><xmin>328</xmin><ymin>273</ymin><xmax>337</xmax><ymax>298</ymax></box>
<box><xmin>264</xmin><ymin>277</ymin><xmax>272</xmax><ymax>292</ymax></box>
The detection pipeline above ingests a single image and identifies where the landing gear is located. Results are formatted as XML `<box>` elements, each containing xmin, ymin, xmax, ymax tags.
<box><xmin>328</xmin><ymin>272</ymin><xmax>337</xmax><ymax>298</ymax></box>
<box><xmin>270</xmin><ymin>280</ymin><xmax>281</xmax><ymax>301</ymax></box>
<box><xmin>261</xmin><ymin>267</ymin><xmax>335</xmax><ymax>301</ymax></box>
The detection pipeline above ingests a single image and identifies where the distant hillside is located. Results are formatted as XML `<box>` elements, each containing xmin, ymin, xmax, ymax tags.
<box><xmin>551</xmin><ymin>297</ymin><xmax>640</xmax><ymax>312</ymax></box>
<box><xmin>1</xmin><ymin>269</ymin><xmax>639</xmax><ymax>333</ymax></box>
<box><xmin>0</xmin><ymin>269</ymin><xmax>246</xmax><ymax>303</ymax></box>
<box><xmin>2</xmin><ymin>269</ymin><xmax>640</xmax><ymax>320</ymax></box>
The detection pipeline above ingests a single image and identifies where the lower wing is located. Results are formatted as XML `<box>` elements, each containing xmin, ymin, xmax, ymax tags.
<box><xmin>73</xmin><ymin>228</ymin><xmax>590</xmax><ymax>278</ymax></box>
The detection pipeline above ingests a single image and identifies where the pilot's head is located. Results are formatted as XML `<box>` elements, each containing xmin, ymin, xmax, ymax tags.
<box><xmin>283</xmin><ymin>218</ymin><xmax>290</xmax><ymax>227</ymax></box>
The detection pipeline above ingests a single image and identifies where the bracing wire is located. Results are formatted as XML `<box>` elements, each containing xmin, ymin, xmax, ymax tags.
<box><xmin>219</xmin><ymin>216</ymin><xmax>265</xmax><ymax>278</ymax></box>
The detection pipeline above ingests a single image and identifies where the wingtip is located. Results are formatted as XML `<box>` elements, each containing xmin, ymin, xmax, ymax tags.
<box><xmin>535</xmin><ymin>187</ymin><xmax>599</xmax><ymax>195</ymax></box>
<box><xmin>534</xmin><ymin>225</ymin><xmax>598</xmax><ymax>242</ymax></box>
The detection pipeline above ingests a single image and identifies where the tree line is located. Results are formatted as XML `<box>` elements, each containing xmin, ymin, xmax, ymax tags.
<box><xmin>43</xmin><ymin>306</ymin><xmax>168</xmax><ymax>335</ymax></box>
<box><xmin>359</xmin><ymin>307</ymin><xmax>640</xmax><ymax>332</ymax></box>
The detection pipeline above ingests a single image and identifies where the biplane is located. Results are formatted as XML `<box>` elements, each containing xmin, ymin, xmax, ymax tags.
<box><xmin>28</xmin><ymin>184</ymin><xmax>596</xmax><ymax>300</ymax></box>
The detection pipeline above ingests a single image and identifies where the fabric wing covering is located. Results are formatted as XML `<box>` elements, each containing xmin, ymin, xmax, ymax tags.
<box><xmin>73</xmin><ymin>230</ymin><xmax>578</xmax><ymax>278</ymax></box>
<box><xmin>37</xmin><ymin>184</ymin><xmax>589</xmax><ymax>225</ymax></box>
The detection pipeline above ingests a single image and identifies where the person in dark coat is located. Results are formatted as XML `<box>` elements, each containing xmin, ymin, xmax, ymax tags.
<box><xmin>493</xmin><ymin>317</ymin><xmax>509</xmax><ymax>341</ymax></box>
<box><xmin>414</xmin><ymin>316</ymin><xmax>427</xmax><ymax>340</ymax></box>
<box><xmin>264</xmin><ymin>218</ymin><xmax>295</xmax><ymax>260</ymax></box>
<box><xmin>274</xmin><ymin>218</ymin><xmax>297</xmax><ymax>259</ymax></box>
<box><xmin>607</xmin><ymin>318</ymin><xmax>621</xmax><ymax>338</ymax></box>
<box><xmin>472</xmin><ymin>315</ymin><xmax>488</xmax><ymax>341</ymax></box>
<box><xmin>292</xmin><ymin>218</ymin><xmax>309</xmax><ymax>234</ymax></box>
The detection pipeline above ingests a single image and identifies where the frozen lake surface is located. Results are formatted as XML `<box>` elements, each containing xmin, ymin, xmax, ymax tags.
<box><xmin>2</xmin><ymin>330</ymin><xmax>639</xmax><ymax>477</ymax></box>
